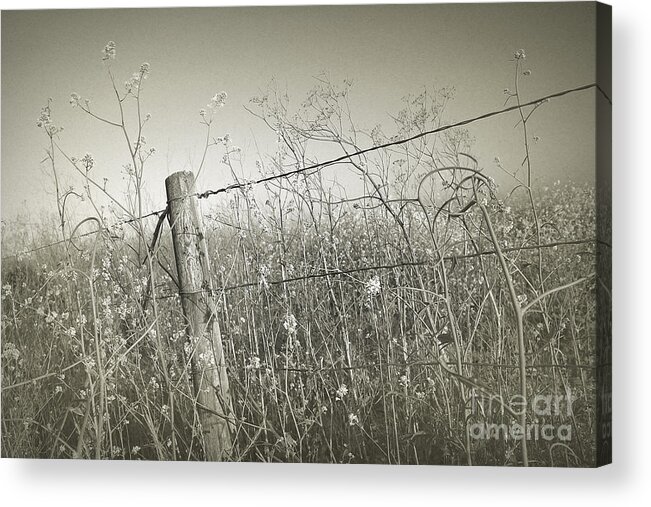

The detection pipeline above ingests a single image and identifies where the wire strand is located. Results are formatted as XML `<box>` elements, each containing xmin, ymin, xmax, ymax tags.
<box><xmin>2</xmin><ymin>82</ymin><xmax>606</xmax><ymax>261</ymax></box>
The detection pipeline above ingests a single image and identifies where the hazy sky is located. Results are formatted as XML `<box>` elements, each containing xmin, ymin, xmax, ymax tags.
<box><xmin>1</xmin><ymin>3</ymin><xmax>598</xmax><ymax>224</ymax></box>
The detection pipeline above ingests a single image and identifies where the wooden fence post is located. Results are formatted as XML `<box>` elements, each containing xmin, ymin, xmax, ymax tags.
<box><xmin>165</xmin><ymin>171</ymin><xmax>234</xmax><ymax>461</ymax></box>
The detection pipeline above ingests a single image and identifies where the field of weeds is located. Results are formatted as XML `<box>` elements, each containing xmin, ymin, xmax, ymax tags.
<box><xmin>1</xmin><ymin>43</ymin><xmax>601</xmax><ymax>466</ymax></box>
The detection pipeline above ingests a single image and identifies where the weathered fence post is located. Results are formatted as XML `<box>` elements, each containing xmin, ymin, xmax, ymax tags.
<box><xmin>165</xmin><ymin>171</ymin><xmax>234</xmax><ymax>461</ymax></box>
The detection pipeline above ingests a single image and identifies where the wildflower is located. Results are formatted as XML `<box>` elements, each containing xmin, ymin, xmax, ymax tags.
<box><xmin>366</xmin><ymin>275</ymin><xmax>381</xmax><ymax>298</ymax></box>
<box><xmin>514</xmin><ymin>48</ymin><xmax>526</xmax><ymax>60</ymax></box>
<box><xmin>523</xmin><ymin>69</ymin><xmax>532</xmax><ymax>76</ymax></box>
<box><xmin>208</xmin><ymin>91</ymin><xmax>228</xmax><ymax>109</ymax></box>
<box><xmin>348</xmin><ymin>413</ymin><xmax>359</xmax><ymax>426</ymax></box>
<box><xmin>246</xmin><ymin>356</ymin><xmax>261</xmax><ymax>371</ymax></box>
<box><xmin>2</xmin><ymin>342</ymin><xmax>20</xmax><ymax>362</ymax></box>
<box><xmin>259</xmin><ymin>264</ymin><xmax>270</xmax><ymax>290</ymax></box>
<box><xmin>36</xmin><ymin>102</ymin><xmax>63</xmax><ymax>136</ymax></box>
<box><xmin>335</xmin><ymin>383</ymin><xmax>349</xmax><ymax>400</ymax></box>
<box><xmin>125</xmin><ymin>73</ymin><xmax>141</xmax><ymax>94</ymax></box>
<box><xmin>54</xmin><ymin>386</ymin><xmax>63</xmax><ymax>394</ymax></box>
<box><xmin>398</xmin><ymin>374</ymin><xmax>410</xmax><ymax>387</ymax></box>
<box><xmin>102</xmin><ymin>41</ymin><xmax>116</xmax><ymax>61</ymax></box>
<box><xmin>283</xmin><ymin>314</ymin><xmax>298</xmax><ymax>335</ymax></box>
<box><xmin>81</xmin><ymin>153</ymin><xmax>94</xmax><ymax>171</ymax></box>
<box><xmin>69</xmin><ymin>93</ymin><xmax>81</xmax><ymax>107</ymax></box>
<box><xmin>517</xmin><ymin>294</ymin><xmax>528</xmax><ymax>306</ymax></box>
<box><xmin>131</xmin><ymin>446</ymin><xmax>141</xmax><ymax>454</ymax></box>
<box><xmin>36</xmin><ymin>110</ymin><xmax>48</xmax><ymax>127</ymax></box>
<box><xmin>140</xmin><ymin>62</ymin><xmax>150</xmax><ymax>75</ymax></box>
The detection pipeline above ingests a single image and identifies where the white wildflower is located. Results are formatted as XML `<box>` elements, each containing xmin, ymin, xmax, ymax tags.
<box><xmin>366</xmin><ymin>275</ymin><xmax>381</xmax><ymax>298</ymax></box>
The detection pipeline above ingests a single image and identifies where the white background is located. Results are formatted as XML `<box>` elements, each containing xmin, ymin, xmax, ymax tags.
<box><xmin>0</xmin><ymin>0</ymin><xmax>647</xmax><ymax>505</ymax></box>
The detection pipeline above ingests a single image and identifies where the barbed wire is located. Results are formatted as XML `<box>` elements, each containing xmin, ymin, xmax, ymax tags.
<box><xmin>1</xmin><ymin>354</ymin><xmax>599</xmax><ymax>392</ymax></box>
<box><xmin>1</xmin><ymin>207</ymin><xmax>166</xmax><ymax>261</ymax></box>
<box><xmin>193</xmin><ymin>82</ymin><xmax>607</xmax><ymax>201</ymax></box>
<box><xmin>150</xmin><ymin>238</ymin><xmax>597</xmax><ymax>300</ymax></box>
<box><xmin>271</xmin><ymin>360</ymin><xmax>599</xmax><ymax>374</ymax></box>
<box><xmin>2</xmin><ymin>82</ymin><xmax>607</xmax><ymax>262</ymax></box>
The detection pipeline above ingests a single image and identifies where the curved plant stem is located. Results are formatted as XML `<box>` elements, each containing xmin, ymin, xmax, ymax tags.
<box><xmin>479</xmin><ymin>203</ymin><xmax>528</xmax><ymax>466</ymax></box>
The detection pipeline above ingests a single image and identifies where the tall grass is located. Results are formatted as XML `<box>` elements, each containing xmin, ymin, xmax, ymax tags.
<box><xmin>1</xmin><ymin>44</ymin><xmax>598</xmax><ymax>465</ymax></box>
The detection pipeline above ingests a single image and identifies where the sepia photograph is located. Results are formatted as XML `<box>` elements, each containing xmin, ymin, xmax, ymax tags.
<box><xmin>1</xmin><ymin>2</ymin><xmax>611</xmax><ymax>467</ymax></box>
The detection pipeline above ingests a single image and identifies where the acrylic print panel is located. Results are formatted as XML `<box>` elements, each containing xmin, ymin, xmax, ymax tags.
<box><xmin>0</xmin><ymin>2</ymin><xmax>611</xmax><ymax>466</ymax></box>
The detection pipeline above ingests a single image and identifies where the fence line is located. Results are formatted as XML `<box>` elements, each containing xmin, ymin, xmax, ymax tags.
<box><xmin>1</xmin><ymin>354</ymin><xmax>598</xmax><ymax>393</ymax></box>
<box><xmin>148</xmin><ymin>237</ymin><xmax>597</xmax><ymax>301</ymax></box>
<box><xmin>273</xmin><ymin>361</ymin><xmax>599</xmax><ymax>374</ymax></box>
<box><xmin>2</xmin><ymin>82</ymin><xmax>605</xmax><ymax>262</ymax></box>
<box><xmin>1</xmin><ymin>207</ymin><xmax>166</xmax><ymax>261</ymax></box>
<box><xmin>194</xmin><ymin>83</ymin><xmax>604</xmax><ymax>201</ymax></box>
